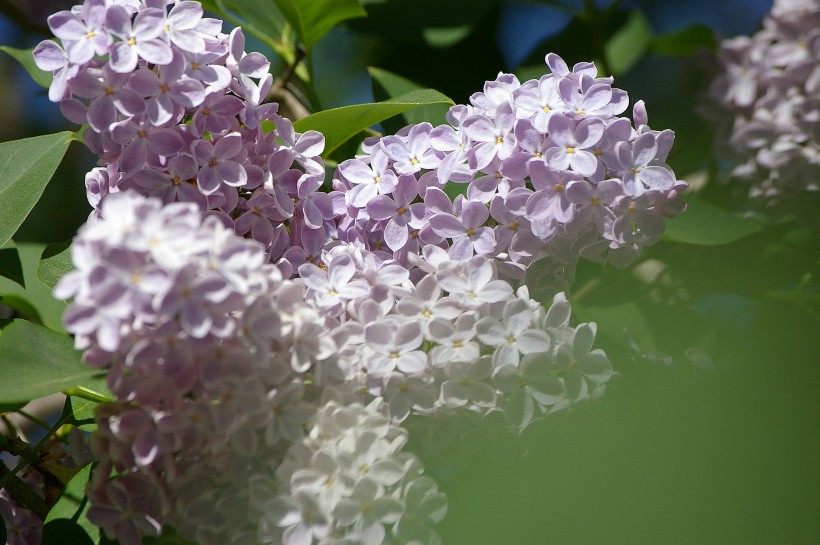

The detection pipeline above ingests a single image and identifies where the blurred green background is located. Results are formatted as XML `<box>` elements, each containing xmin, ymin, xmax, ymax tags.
<box><xmin>1</xmin><ymin>0</ymin><xmax>818</xmax><ymax>543</ymax></box>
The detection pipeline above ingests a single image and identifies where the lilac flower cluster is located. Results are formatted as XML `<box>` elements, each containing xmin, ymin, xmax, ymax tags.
<box><xmin>332</xmin><ymin>53</ymin><xmax>687</xmax><ymax>290</ymax></box>
<box><xmin>54</xmin><ymin>191</ymin><xmax>347</xmax><ymax>545</ymax></box>
<box><xmin>34</xmin><ymin>0</ymin><xmax>330</xmax><ymax>257</ymax></box>
<box><xmin>32</xmin><ymin>3</ymin><xmax>686</xmax><ymax>544</ymax></box>
<box><xmin>706</xmin><ymin>0</ymin><xmax>820</xmax><ymax>199</ymax></box>
<box><xmin>56</xmin><ymin>189</ymin><xmax>614</xmax><ymax>545</ymax></box>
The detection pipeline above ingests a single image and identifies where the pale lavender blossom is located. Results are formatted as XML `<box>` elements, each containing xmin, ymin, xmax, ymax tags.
<box><xmin>127</xmin><ymin>51</ymin><xmax>206</xmax><ymax>125</ymax></box>
<box><xmin>615</xmin><ymin>132</ymin><xmax>676</xmax><ymax>196</ymax></box>
<box><xmin>544</xmin><ymin>115</ymin><xmax>604</xmax><ymax>177</ymax></box>
<box><xmin>47</xmin><ymin>0</ymin><xmax>111</xmax><ymax>64</ymax></box>
<box><xmin>192</xmin><ymin>131</ymin><xmax>247</xmax><ymax>193</ymax></box>
<box><xmin>32</xmin><ymin>39</ymin><xmax>78</xmax><ymax>101</ymax></box>
<box><xmin>380</xmin><ymin>123</ymin><xmax>440</xmax><ymax>175</ymax></box>
<box><xmin>106</xmin><ymin>5</ymin><xmax>173</xmax><ymax>72</ymax></box>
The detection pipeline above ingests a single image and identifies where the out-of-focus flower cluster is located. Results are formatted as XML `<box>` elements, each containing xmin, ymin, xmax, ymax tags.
<box><xmin>333</xmin><ymin>53</ymin><xmax>687</xmax><ymax>291</ymax></box>
<box><xmin>1</xmin><ymin>472</ymin><xmax>44</xmax><ymax>545</ymax></box>
<box><xmin>706</xmin><ymin>0</ymin><xmax>820</xmax><ymax>200</ymax></box>
<box><xmin>1</xmin><ymin>428</ymin><xmax>92</xmax><ymax>545</ymax></box>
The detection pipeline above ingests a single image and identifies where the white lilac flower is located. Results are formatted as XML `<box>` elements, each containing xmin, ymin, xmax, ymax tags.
<box><xmin>494</xmin><ymin>355</ymin><xmax>567</xmax><ymax>428</ymax></box>
<box><xmin>299</xmin><ymin>254</ymin><xmax>371</xmax><ymax>314</ymax></box>
<box><xmin>475</xmin><ymin>297</ymin><xmax>551</xmax><ymax>368</ymax></box>
<box><xmin>364</xmin><ymin>320</ymin><xmax>427</xmax><ymax>375</ymax></box>
<box><xmin>436</xmin><ymin>255</ymin><xmax>512</xmax><ymax>307</ymax></box>
<box><xmin>555</xmin><ymin>322</ymin><xmax>614</xmax><ymax>401</ymax></box>
<box><xmin>440</xmin><ymin>356</ymin><xmax>496</xmax><ymax>408</ymax></box>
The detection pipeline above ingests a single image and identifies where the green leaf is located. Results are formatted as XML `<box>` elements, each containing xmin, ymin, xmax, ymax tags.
<box><xmin>604</xmin><ymin>10</ymin><xmax>652</xmax><ymax>75</ymax></box>
<box><xmin>42</xmin><ymin>464</ymin><xmax>97</xmax><ymax>545</ymax></box>
<box><xmin>38</xmin><ymin>241</ymin><xmax>73</xmax><ymax>290</ymax></box>
<box><xmin>273</xmin><ymin>0</ymin><xmax>367</xmax><ymax>48</ymax></box>
<box><xmin>293</xmin><ymin>89</ymin><xmax>454</xmax><ymax>156</ymax></box>
<box><xmin>65</xmin><ymin>380</ymin><xmax>114</xmax><ymax>424</ymax></box>
<box><xmin>0</xmin><ymin>320</ymin><xmax>95</xmax><ymax>405</ymax></box>
<box><xmin>0</xmin><ymin>247</ymin><xmax>25</xmax><ymax>288</ymax></box>
<box><xmin>210</xmin><ymin>0</ymin><xmax>287</xmax><ymax>48</ymax></box>
<box><xmin>663</xmin><ymin>197</ymin><xmax>762</xmax><ymax>245</ymax></box>
<box><xmin>651</xmin><ymin>24</ymin><xmax>717</xmax><ymax>57</ymax></box>
<box><xmin>0</xmin><ymin>294</ymin><xmax>43</xmax><ymax>323</ymax></box>
<box><xmin>422</xmin><ymin>25</ymin><xmax>472</xmax><ymax>48</ymax></box>
<box><xmin>0</xmin><ymin>132</ymin><xmax>74</xmax><ymax>248</ymax></box>
<box><xmin>0</xmin><ymin>45</ymin><xmax>52</xmax><ymax>88</ymax></box>
<box><xmin>0</xmin><ymin>243</ymin><xmax>67</xmax><ymax>332</ymax></box>
<box><xmin>368</xmin><ymin>67</ymin><xmax>450</xmax><ymax>126</ymax></box>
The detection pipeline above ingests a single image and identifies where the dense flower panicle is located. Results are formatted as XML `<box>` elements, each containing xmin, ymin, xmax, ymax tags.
<box><xmin>706</xmin><ymin>0</ymin><xmax>820</xmax><ymax>200</ymax></box>
<box><xmin>34</xmin><ymin>0</ymin><xmax>329</xmax><ymax>256</ymax></box>
<box><xmin>332</xmin><ymin>52</ymin><xmax>686</xmax><ymax>289</ymax></box>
